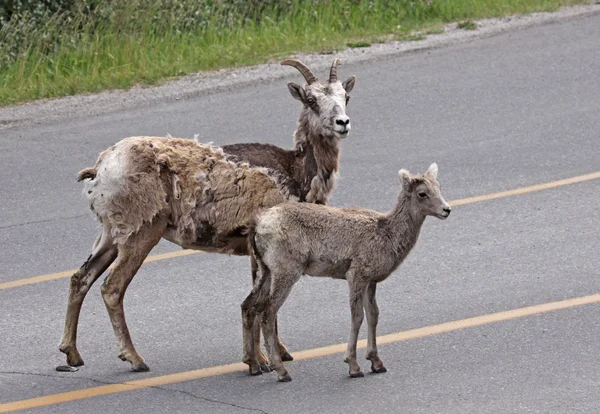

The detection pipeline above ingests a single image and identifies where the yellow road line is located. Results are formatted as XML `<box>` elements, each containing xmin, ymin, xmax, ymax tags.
<box><xmin>0</xmin><ymin>250</ymin><xmax>200</xmax><ymax>290</ymax></box>
<box><xmin>0</xmin><ymin>170</ymin><xmax>598</xmax><ymax>292</ymax></box>
<box><xmin>2</xmin><ymin>293</ymin><xmax>599</xmax><ymax>413</ymax></box>
<box><xmin>449</xmin><ymin>171</ymin><xmax>600</xmax><ymax>207</ymax></box>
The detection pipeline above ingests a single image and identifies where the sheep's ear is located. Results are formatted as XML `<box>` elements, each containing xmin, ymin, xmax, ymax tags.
<box><xmin>287</xmin><ymin>82</ymin><xmax>307</xmax><ymax>103</ymax></box>
<box><xmin>399</xmin><ymin>169</ymin><xmax>412</xmax><ymax>192</ymax></box>
<box><xmin>426</xmin><ymin>163</ymin><xmax>438</xmax><ymax>180</ymax></box>
<box><xmin>342</xmin><ymin>76</ymin><xmax>356</xmax><ymax>93</ymax></box>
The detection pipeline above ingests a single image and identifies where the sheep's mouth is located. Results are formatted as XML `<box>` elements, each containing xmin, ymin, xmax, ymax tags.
<box><xmin>334</xmin><ymin>130</ymin><xmax>350</xmax><ymax>139</ymax></box>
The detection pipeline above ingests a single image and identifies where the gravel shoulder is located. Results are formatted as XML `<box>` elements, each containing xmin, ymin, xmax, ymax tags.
<box><xmin>0</xmin><ymin>3</ymin><xmax>598</xmax><ymax>131</ymax></box>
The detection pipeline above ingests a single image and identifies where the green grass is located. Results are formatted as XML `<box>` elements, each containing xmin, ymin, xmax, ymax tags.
<box><xmin>458</xmin><ymin>20</ymin><xmax>478</xmax><ymax>30</ymax></box>
<box><xmin>0</xmin><ymin>0</ymin><xmax>585</xmax><ymax>105</ymax></box>
<box><xmin>347</xmin><ymin>41</ymin><xmax>372</xmax><ymax>48</ymax></box>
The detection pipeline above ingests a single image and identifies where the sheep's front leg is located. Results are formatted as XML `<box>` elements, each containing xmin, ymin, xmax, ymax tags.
<box><xmin>363</xmin><ymin>282</ymin><xmax>386</xmax><ymax>373</ymax></box>
<box><xmin>344</xmin><ymin>275</ymin><xmax>368</xmax><ymax>378</ymax></box>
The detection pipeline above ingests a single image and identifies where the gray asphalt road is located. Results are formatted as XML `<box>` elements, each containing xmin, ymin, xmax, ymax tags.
<box><xmin>1</xmin><ymin>12</ymin><xmax>600</xmax><ymax>414</ymax></box>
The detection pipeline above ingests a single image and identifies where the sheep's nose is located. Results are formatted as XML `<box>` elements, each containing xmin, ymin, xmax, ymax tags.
<box><xmin>335</xmin><ymin>116</ymin><xmax>350</xmax><ymax>126</ymax></box>
<box><xmin>443</xmin><ymin>206</ymin><xmax>452</xmax><ymax>215</ymax></box>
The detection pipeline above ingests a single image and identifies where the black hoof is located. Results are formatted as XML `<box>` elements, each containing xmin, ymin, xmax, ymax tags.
<box><xmin>132</xmin><ymin>361</ymin><xmax>150</xmax><ymax>372</ymax></box>
<box><xmin>56</xmin><ymin>365</ymin><xmax>79</xmax><ymax>372</ymax></box>
<box><xmin>249</xmin><ymin>367</ymin><xmax>263</xmax><ymax>376</ymax></box>
<box><xmin>278</xmin><ymin>374</ymin><xmax>292</xmax><ymax>382</ymax></box>
<box><xmin>280</xmin><ymin>352</ymin><xmax>294</xmax><ymax>362</ymax></box>
<box><xmin>260</xmin><ymin>364</ymin><xmax>273</xmax><ymax>373</ymax></box>
<box><xmin>371</xmin><ymin>366</ymin><xmax>387</xmax><ymax>374</ymax></box>
<box><xmin>349</xmin><ymin>371</ymin><xmax>364</xmax><ymax>378</ymax></box>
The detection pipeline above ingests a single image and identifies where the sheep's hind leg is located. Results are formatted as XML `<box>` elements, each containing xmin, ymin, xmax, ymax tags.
<box><xmin>101</xmin><ymin>218</ymin><xmax>166</xmax><ymax>372</ymax></box>
<box><xmin>344</xmin><ymin>273</ymin><xmax>368</xmax><ymax>378</ymax></box>
<box><xmin>363</xmin><ymin>282</ymin><xmax>386</xmax><ymax>373</ymax></box>
<box><xmin>59</xmin><ymin>228</ymin><xmax>118</xmax><ymax>368</ymax></box>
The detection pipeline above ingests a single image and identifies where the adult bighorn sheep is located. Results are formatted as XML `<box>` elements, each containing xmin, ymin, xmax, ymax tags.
<box><xmin>242</xmin><ymin>164</ymin><xmax>451</xmax><ymax>381</ymax></box>
<box><xmin>58</xmin><ymin>59</ymin><xmax>356</xmax><ymax>373</ymax></box>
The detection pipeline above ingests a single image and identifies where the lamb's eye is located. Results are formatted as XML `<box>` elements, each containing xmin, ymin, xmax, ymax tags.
<box><xmin>345</xmin><ymin>95</ymin><xmax>350</xmax><ymax>104</ymax></box>
<box><xmin>307</xmin><ymin>98</ymin><xmax>316</xmax><ymax>105</ymax></box>
<box><xmin>418</xmin><ymin>192</ymin><xmax>428</xmax><ymax>198</ymax></box>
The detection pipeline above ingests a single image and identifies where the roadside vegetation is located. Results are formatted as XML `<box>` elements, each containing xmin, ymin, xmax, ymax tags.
<box><xmin>0</xmin><ymin>0</ymin><xmax>584</xmax><ymax>105</ymax></box>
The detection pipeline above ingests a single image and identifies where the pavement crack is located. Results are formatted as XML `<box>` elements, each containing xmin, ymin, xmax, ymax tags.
<box><xmin>1</xmin><ymin>371</ymin><xmax>269</xmax><ymax>413</ymax></box>
<box><xmin>0</xmin><ymin>214</ymin><xmax>88</xmax><ymax>230</ymax></box>
<box><xmin>0</xmin><ymin>370</ymin><xmax>117</xmax><ymax>387</ymax></box>
<box><xmin>151</xmin><ymin>385</ymin><xmax>270</xmax><ymax>414</ymax></box>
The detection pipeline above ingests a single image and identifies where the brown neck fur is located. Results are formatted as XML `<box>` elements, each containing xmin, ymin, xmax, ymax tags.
<box><xmin>293</xmin><ymin>109</ymin><xmax>340</xmax><ymax>204</ymax></box>
<box><xmin>379</xmin><ymin>193</ymin><xmax>426</xmax><ymax>260</ymax></box>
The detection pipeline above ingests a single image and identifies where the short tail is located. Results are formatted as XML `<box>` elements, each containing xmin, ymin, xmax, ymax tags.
<box><xmin>248</xmin><ymin>226</ymin><xmax>270</xmax><ymax>290</ymax></box>
<box><xmin>77</xmin><ymin>167</ymin><xmax>97</xmax><ymax>182</ymax></box>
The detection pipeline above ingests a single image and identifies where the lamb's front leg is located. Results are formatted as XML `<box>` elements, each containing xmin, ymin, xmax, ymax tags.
<box><xmin>344</xmin><ymin>276</ymin><xmax>368</xmax><ymax>378</ymax></box>
<box><xmin>363</xmin><ymin>282</ymin><xmax>386</xmax><ymax>373</ymax></box>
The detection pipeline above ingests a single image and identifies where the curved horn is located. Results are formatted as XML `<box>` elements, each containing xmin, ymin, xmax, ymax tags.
<box><xmin>329</xmin><ymin>58</ymin><xmax>340</xmax><ymax>83</ymax></box>
<box><xmin>281</xmin><ymin>59</ymin><xmax>317</xmax><ymax>85</ymax></box>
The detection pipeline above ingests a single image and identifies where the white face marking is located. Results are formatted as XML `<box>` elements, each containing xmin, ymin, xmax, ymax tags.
<box><xmin>305</xmin><ymin>81</ymin><xmax>351</xmax><ymax>139</ymax></box>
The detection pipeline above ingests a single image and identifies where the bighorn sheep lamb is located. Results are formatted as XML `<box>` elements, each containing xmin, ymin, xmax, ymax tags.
<box><xmin>242</xmin><ymin>163</ymin><xmax>451</xmax><ymax>381</ymax></box>
<box><xmin>59</xmin><ymin>59</ymin><xmax>356</xmax><ymax>373</ymax></box>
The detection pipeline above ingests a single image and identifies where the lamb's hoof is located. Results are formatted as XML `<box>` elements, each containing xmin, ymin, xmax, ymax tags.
<box><xmin>371</xmin><ymin>366</ymin><xmax>387</xmax><ymax>374</ymax></box>
<box><xmin>349</xmin><ymin>371</ymin><xmax>364</xmax><ymax>378</ymax></box>
<box><xmin>56</xmin><ymin>365</ymin><xmax>79</xmax><ymax>372</ymax></box>
<box><xmin>131</xmin><ymin>361</ymin><xmax>150</xmax><ymax>372</ymax></box>
<box><xmin>280</xmin><ymin>352</ymin><xmax>294</xmax><ymax>362</ymax></box>
<box><xmin>249</xmin><ymin>365</ymin><xmax>263</xmax><ymax>376</ymax></box>
<box><xmin>260</xmin><ymin>364</ymin><xmax>273</xmax><ymax>373</ymax></box>
<box><xmin>277</xmin><ymin>374</ymin><xmax>292</xmax><ymax>382</ymax></box>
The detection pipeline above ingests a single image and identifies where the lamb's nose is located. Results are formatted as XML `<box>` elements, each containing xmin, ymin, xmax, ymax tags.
<box><xmin>443</xmin><ymin>206</ymin><xmax>452</xmax><ymax>215</ymax></box>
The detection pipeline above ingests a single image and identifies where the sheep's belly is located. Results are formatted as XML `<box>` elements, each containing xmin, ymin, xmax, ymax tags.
<box><xmin>305</xmin><ymin>258</ymin><xmax>351</xmax><ymax>279</ymax></box>
<box><xmin>162</xmin><ymin>227</ymin><xmax>249</xmax><ymax>256</ymax></box>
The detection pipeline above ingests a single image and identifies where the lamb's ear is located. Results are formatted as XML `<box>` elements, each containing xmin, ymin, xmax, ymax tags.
<box><xmin>287</xmin><ymin>82</ymin><xmax>307</xmax><ymax>103</ymax></box>
<box><xmin>399</xmin><ymin>169</ymin><xmax>412</xmax><ymax>192</ymax></box>
<box><xmin>425</xmin><ymin>163</ymin><xmax>438</xmax><ymax>180</ymax></box>
<box><xmin>342</xmin><ymin>76</ymin><xmax>356</xmax><ymax>93</ymax></box>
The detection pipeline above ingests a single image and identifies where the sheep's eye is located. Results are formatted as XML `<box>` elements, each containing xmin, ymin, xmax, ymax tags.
<box><xmin>345</xmin><ymin>95</ymin><xmax>350</xmax><ymax>104</ymax></box>
<box><xmin>307</xmin><ymin>97</ymin><xmax>316</xmax><ymax>105</ymax></box>
<box><xmin>418</xmin><ymin>192</ymin><xmax>428</xmax><ymax>198</ymax></box>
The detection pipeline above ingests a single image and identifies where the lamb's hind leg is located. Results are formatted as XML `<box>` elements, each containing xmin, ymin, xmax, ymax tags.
<box><xmin>59</xmin><ymin>227</ymin><xmax>118</xmax><ymax>367</ymax></box>
<box><xmin>250</xmin><ymin>256</ymin><xmax>291</xmax><ymax>371</ymax></box>
<box><xmin>261</xmin><ymin>271</ymin><xmax>301</xmax><ymax>382</ymax></box>
<box><xmin>363</xmin><ymin>282</ymin><xmax>386</xmax><ymax>373</ymax></box>
<box><xmin>242</xmin><ymin>260</ymin><xmax>271</xmax><ymax>376</ymax></box>
<box><xmin>250</xmin><ymin>255</ymin><xmax>270</xmax><ymax>372</ymax></box>
<box><xmin>276</xmin><ymin>318</ymin><xmax>293</xmax><ymax>362</ymax></box>
<box><xmin>101</xmin><ymin>218</ymin><xmax>166</xmax><ymax>372</ymax></box>
<box><xmin>344</xmin><ymin>273</ymin><xmax>368</xmax><ymax>378</ymax></box>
